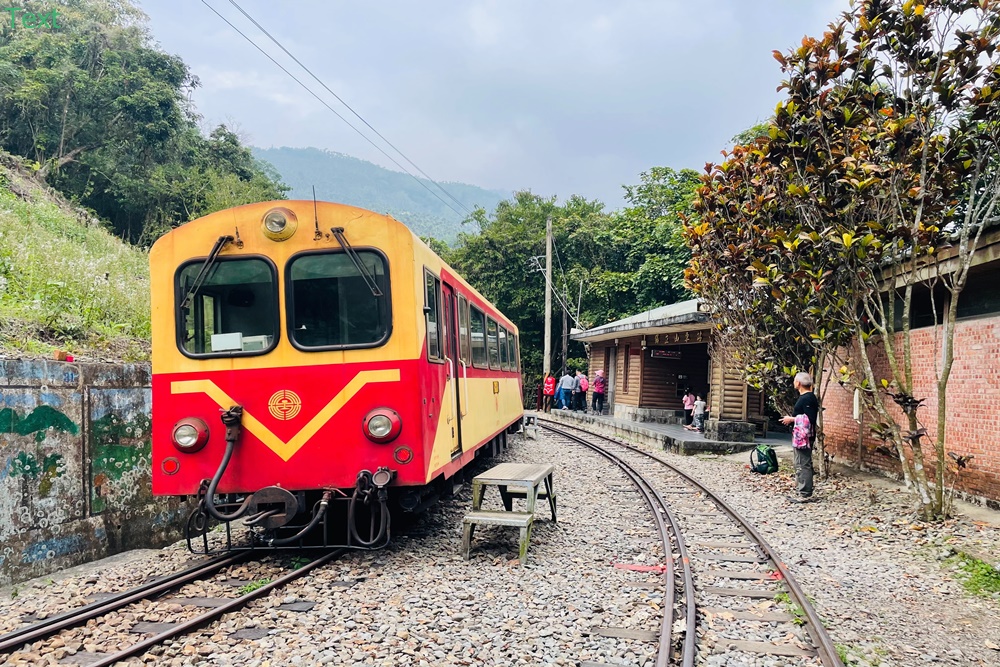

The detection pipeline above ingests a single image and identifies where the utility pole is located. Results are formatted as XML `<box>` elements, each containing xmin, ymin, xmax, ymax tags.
<box><xmin>576</xmin><ymin>279</ymin><xmax>584</xmax><ymax>322</ymax></box>
<box><xmin>543</xmin><ymin>216</ymin><xmax>553</xmax><ymax>377</ymax></box>
<box><xmin>562</xmin><ymin>305</ymin><xmax>568</xmax><ymax>376</ymax></box>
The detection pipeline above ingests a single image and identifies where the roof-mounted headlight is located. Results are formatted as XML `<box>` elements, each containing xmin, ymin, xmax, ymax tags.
<box><xmin>262</xmin><ymin>207</ymin><xmax>297</xmax><ymax>241</ymax></box>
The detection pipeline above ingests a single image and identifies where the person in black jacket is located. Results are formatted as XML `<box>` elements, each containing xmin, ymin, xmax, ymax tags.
<box><xmin>780</xmin><ymin>372</ymin><xmax>819</xmax><ymax>502</ymax></box>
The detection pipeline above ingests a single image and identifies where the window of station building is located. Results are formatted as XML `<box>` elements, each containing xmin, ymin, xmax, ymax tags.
<box><xmin>470</xmin><ymin>306</ymin><xmax>487</xmax><ymax>368</ymax></box>
<box><xmin>458</xmin><ymin>296</ymin><xmax>470</xmax><ymax>365</ymax></box>
<box><xmin>956</xmin><ymin>263</ymin><xmax>1000</xmax><ymax>320</ymax></box>
<box><xmin>177</xmin><ymin>257</ymin><xmax>278</xmax><ymax>356</ymax></box>
<box><xmin>287</xmin><ymin>250</ymin><xmax>390</xmax><ymax>349</ymax></box>
<box><xmin>487</xmin><ymin>317</ymin><xmax>500</xmax><ymax>369</ymax></box>
<box><xmin>424</xmin><ymin>271</ymin><xmax>442</xmax><ymax>360</ymax></box>
<box><xmin>498</xmin><ymin>326</ymin><xmax>509</xmax><ymax>370</ymax></box>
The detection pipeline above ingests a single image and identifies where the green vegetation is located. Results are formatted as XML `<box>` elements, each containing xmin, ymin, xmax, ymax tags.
<box><xmin>0</xmin><ymin>159</ymin><xmax>151</xmax><ymax>357</ymax></box>
<box><xmin>288</xmin><ymin>556</ymin><xmax>311</xmax><ymax>570</ymax></box>
<box><xmin>237</xmin><ymin>579</ymin><xmax>272</xmax><ymax>596</ymax></box>
<box><xmin>446</xmin><ymin>167</ymin><xmax>698</xmax><ymax>395</ymax></box>
<box><xmin>0</xmin><ymin>0</ymin><xmax>286</xmax><ymax>244</ymax></box>
<box><xmin>0</xmin><ymin>0</ymin><xmax>292</xmax><ymax>356</ymax></box>
<box><xmin>253</xmin><ymin>147</ymin><xmax>506</xmax><ymax>243</ymax></box>
<box><xmin>836</xmin><ymin>643</ymin><xmax>886</xmax><ymax>667</ymax></box>
<box><xmin>686</xmin><ymin>1</ymin><xmax>1000</xmax><ymax>518</ymax></box>
<box><xmin>773</xmin><ymin>591</ymin><xmax>806</xmax><ymax>626</ymax></box>
<box><xmin>949</xmin><ymin>552</ymin><xmax>1000</xmax><ymax>598</ymax></box>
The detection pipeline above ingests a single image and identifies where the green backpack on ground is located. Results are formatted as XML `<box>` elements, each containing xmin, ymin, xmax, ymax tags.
<box><xmin>750</xmin><ymin>444</ymin><xmax>779</xmax><ymax>474</ymax></box>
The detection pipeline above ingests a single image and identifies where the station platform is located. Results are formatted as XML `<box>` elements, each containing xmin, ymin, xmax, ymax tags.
<box><xmin>531</xmin><ymin>408</ymin><xmax>790</xmax><ymax>456</ymax></box>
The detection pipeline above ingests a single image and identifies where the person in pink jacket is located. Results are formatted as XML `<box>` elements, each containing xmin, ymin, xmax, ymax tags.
<box><xmin>591</xmin><ymin>370</ymin><xmax>607</xmax><ymax>414</ymax></box>
<box><xmin>682</xmin><ymin>389</ymin><xmax>695</xmax><ymax>425</ymax></box>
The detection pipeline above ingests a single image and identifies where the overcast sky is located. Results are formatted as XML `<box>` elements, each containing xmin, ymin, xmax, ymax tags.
<box><xmin>139</xmin><ymin>0</ymin><xmax>849</xmax><ymax>208</ymax></box>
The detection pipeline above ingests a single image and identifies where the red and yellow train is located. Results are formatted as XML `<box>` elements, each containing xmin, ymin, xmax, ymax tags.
<box><xmin>150</xmin><ymin>200</ymin><xmax>523</xmax><ymax>549</ymax></box>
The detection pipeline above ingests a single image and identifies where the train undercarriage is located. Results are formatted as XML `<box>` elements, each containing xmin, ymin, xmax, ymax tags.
<box><xmin>183</xmin><ymin>406</ymin><xmax>517</xmax><ymax>554</ymax></box>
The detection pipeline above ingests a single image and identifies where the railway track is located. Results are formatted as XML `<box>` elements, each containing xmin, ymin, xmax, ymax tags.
<box><xmin>540</xmin><ymin>419</ymin><xmax>843</xmax><ymax>667</ymax></box>
<box><xmin>0</xmin><ymin>549</ymin><xmax>341</xmax><ymax>667</ymax></box>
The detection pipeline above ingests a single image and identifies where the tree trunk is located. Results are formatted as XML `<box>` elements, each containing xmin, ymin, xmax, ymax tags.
<box><xmin>814</xmin><ymin>350</ymin><xmax>829</xmax><ymax>478</ymax></box>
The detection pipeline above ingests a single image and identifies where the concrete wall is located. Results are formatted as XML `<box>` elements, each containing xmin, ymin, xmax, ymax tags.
<box><xmin>0</xmin><ymin>360</ymin><xmax>193</xmax><ymax>585</ymax></box>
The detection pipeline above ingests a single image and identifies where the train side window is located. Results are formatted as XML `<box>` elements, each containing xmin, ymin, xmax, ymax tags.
<box><xmin>176</xmin><ymin>257</ymin><xmax>278</xmax><ymax>357</ymax></box>
<box><xmin>486</xmin><ymin>317</ymin><xmax>500</xmax><ymax>369</ymax></box>
<box><xmin>424</xmin><ymin>271</ymin><xmax>442</xmax><ymax>360</ymax></box>
<box><xmin>287</xmin><ymin>250</ymin><xmax>390</xmax><ymax>350</ymax></box>
<box><xmin>498</xmin><ymin>326</ymin><xmax>509</xmax><ymax>370</ymax></box>
<box><xmin>470</xmin><ymin>306</ymin><xmax>487</xmax><ymax>368</ymax></box>
<box><xmin>458</xmin><ymin>295</ymin><xmax>470</xmax><ymax>365</ymax></box>
<box><xmin>510</xmin><ymin>333</ymin><xmax>519</xmax><ymax>372</ymax></box>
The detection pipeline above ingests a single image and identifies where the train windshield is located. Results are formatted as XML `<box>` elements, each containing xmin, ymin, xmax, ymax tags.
<box><xmin>287</xmin><ymin>250</ymin><xmax>390</xmax><ymax>349</ymax></box>
<box><xmin>177</xmin><ymin>257</ymin><xmax>278</xmax><ymax>356</ymax></box>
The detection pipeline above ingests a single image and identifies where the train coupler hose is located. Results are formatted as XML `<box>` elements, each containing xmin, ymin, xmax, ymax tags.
<box><xmin>203</xmin><ymin>405</ymin><xmax>253</xmax><ymax>522</ymax></box>
<box><xmin>348</xmin><ymin>468</ymin><xmax>393</xmax><ymax>547</ymax></box>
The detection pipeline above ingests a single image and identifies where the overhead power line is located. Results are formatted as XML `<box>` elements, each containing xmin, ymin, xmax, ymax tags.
<box><xmin>552</xmin><ymin>236</ymin><xmax>572</xmax><ymax>295</ymax></box>
<box><xmin>199</xmin><ymin>0</ymin><xmax>469</xmax><ymax>220</ymax></box>
<box><xmin>530</xmin><ymin>256</ymin><xmax>582</xmax><ymax>329</ymax></box>
<box><xmin>224</xmin><ymin>0</ymin><xmax>475</xmax><ymax>217</ymax></box>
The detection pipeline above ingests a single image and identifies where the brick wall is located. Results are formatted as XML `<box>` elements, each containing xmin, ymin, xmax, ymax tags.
<box><xmin>822</xmin><ymin>315</ymin><xmax>1000</xmax><ymax>506</ymax></box>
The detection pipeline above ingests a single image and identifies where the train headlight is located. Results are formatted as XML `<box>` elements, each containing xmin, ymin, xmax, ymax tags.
<box><xmin>172</xmin><ymin>418</ymin><xmax>210</xmax><ymax>453</ymax></box>
<box><xmin>363</xmin><ymin>408</ymin><xmax>401</xmax><ymax>443</ymax></box>
<box><xmin>261</xmin><ymin>207</ymin><xmax>298</xmax><ymax>241</ymax></box>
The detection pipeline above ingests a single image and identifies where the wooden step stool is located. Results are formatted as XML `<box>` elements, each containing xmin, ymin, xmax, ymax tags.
<box><xmin>462</xmin><ymin>511</ymin><xmax>535</xmax><ymax>564</ymax></box>
<box><xmin>461</xmin><ymin>462</ymin><xmax>556</xmax><ymax>565</ymax></box>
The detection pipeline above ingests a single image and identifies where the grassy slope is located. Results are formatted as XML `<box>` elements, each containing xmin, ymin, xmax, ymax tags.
<box><xmin>0</xmin><ymin>155</ymin><xmax>150</xmax><ymax>361</ymax></box>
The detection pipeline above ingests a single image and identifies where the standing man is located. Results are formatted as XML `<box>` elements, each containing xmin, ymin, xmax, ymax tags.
<box><xmin>576</xmin><ymin>371</ymin><xmax>590</xmax><ymax>414</ymax></box>
<box><xmin>780</xmin><ymin>371</ymin><xmax>819</xmax><ymax>502</ymax></box>
<box><xmin>558</xmin><ymin>369</ymin><xmax>575</xmax><ymax>411</ymax></box>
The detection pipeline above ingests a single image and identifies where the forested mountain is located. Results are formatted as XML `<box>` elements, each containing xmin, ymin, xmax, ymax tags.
<box><xmin>254</xmin><ymin>147</ymin><xmax>508</xmax><ymax>243</ymax></box>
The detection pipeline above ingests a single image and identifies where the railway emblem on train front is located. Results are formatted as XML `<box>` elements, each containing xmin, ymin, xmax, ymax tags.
<box><xmin>268</xmin><ymin>390</ymin><xmax>302</xmax><ymax>420</ymax></box>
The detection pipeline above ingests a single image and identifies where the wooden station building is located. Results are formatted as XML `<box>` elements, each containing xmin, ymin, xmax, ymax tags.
<box><xmin>572</xmin><ymin>300</ymin><xmax>765</xmax><ymax>441</ymax></box>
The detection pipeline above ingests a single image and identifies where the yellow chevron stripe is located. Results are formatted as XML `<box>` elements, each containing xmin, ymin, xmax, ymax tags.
<box><xmin>171</xmin><ymin>369</ymin><xmax>400</xmax><ymax>461</ymax></box>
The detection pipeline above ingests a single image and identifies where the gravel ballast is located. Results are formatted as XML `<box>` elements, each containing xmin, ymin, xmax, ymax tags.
<box><xmin>0</xmin><ymin>425</ymin><xmax>997</xmax><ymax>666</ymax></box>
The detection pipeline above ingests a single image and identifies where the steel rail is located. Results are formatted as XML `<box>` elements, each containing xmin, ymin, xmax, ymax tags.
<box><xmin>0</xmin><ymin>552</ymin><xmax>248</xmax><ymax>652</ymax></box>
<box><xmin>84</xmin><ymin>549</ymin><xmax>344</xmax><ymax>667</ymax></box>
<box><xmin>541</xmin><ymin>418</ymin><xmax>844</xmax><ymax>667</ymax></box>
<box><xmin>541</xmin><ymin>424</ymin><xmax>687</xmax><ymax>667</ymax></box>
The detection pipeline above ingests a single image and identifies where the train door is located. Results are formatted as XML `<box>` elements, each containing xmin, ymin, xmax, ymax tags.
<box><xmin>442</xmin><ymin>283</ymin><xmax>463</xmax><ymax>458</ymax></box>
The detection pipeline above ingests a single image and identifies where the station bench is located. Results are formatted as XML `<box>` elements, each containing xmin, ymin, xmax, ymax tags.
<box><xmin>462</xmin><ymin>462</ymin><xmax>556</xmax><ymax>565</ymax></box>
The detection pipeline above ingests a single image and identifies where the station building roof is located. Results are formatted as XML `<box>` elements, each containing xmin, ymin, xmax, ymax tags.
<box><xmin>571</xmin><ymin>299</ymin><xmax>712</xmax><ymax>343</ymax></box>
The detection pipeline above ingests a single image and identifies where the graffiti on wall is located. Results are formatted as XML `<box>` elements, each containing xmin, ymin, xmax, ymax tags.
<box><xmin>1</xmin><ymin>362</ymin><xmax>193</xmax><ymax>587</ymax></box>
<box><xmin>88</xmin><ymin>388</ymin><xmax>154</xmax><ymax>516</ymax></box>
<box><xmin>0</xmin><ymin>394</ymin><xmax>83</xmax><ymax>540</ymax></box>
